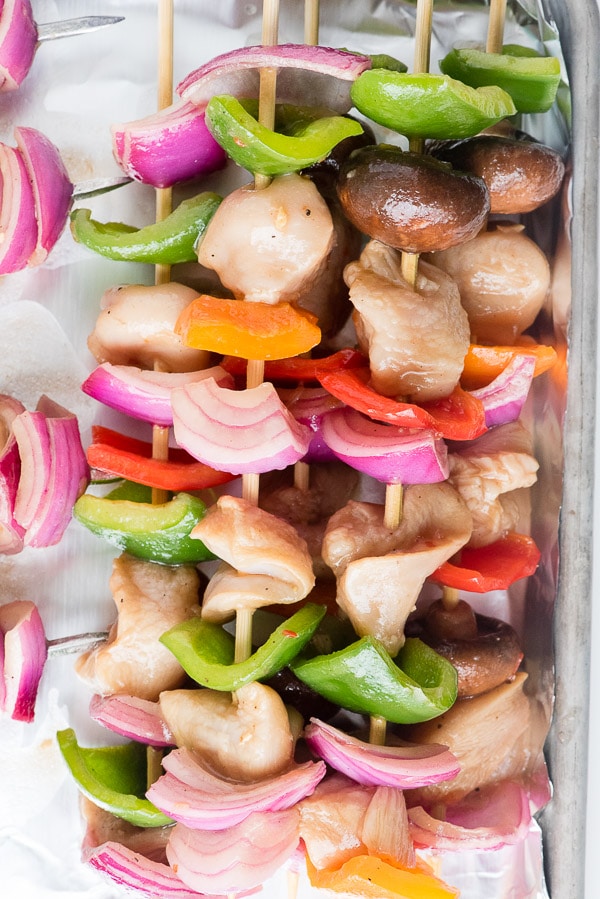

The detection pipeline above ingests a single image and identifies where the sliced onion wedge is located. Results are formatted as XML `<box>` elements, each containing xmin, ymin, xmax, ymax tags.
<box><xmin>112</xmin><ymin>99</ymin><xmax>227</xmax><ymax>188</ymax></box>
<box><xmin>14</xmin><ymin>126</ymin><xmax>74</xmax><ymax>266</ymax></box>
<box><xmin>0</xmin><ymin>0</ymin><xmax>38</xmax><ymax>92</ymax></box>
<box><xmin>178</xmin><ymin>44</ymin><xmax>371</xmax><ymax>113</ymax></box>
<box><xmin>0</xmin><ymin>600</ymin><xmax>47</xmax><ymax>722</ymax></box>
<box><xmin>166</xmin><ymin>809</ymin><xmax>300</xmax><ymax>895</ymax></box>
<box><xmin>12</xmin><ymin>396</ymin><xmax>89</xmax><ymax>547</ymax></box>
<box><xmin>171</xmin><ymin>378</ymin><xmax>312</xmax><ymax>474</ymax></box>
<box><xmin>147</xmin><ymin>747</ymin><xmax>326</xmax><ymax>830</ymax></box>
<box><xmin>0</xmin><ymin>394</ymin><xmax>26</xmax><ymax>554</ymax></box>
<box><xmin>85</xmin><ymin>841</ymin><xmax>211</xmax><ymax>898</ymax></box>
<box><xmin>89</xmin><ymin>694</ymin><xmax>176</xmax><ymax>748</ymax></box>
<box><xmin>0</xmin><ymin>142</ymin><xmax>37</xmax><ymax>274</ymax></box>
<box><xmin>304</xmin><ymin>719</ymin><xmax>459</xmax><ymax>789</ymax></box>
<box><xmin>279</xmin><ymin>386</ymin><xmax>341</xmax><ymax>463</ymax></box>
<box><xmin>408</xmin><ymin>781</ymin><xmax>532</xmax><ymax>851</ymax></box>
<box><xmin>322</xmin><ymin>406</ymin><xmax>449</xmax><ymax>484</ymax></box>
<box><xmin>82</xmin><ymin>363</ymin><xmax>233</xmax><ymax>426</ymax></box>
<box><xmin>470</xmin><ymin>354</ymin><xmax>536</xmax><ymax>427</ymax></box>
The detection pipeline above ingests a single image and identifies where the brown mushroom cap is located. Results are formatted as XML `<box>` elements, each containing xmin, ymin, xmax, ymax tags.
<box><xmin>410</xmin><ymin>598</ymin><xmax>523</xmax><ymax>698</ymax></box>
<box><xmin>427</xmin><ymin>133</ymin><xmax>565</xmax><ymax>214</ymax></box>
<box><xmin>336</xmin><ymin>145</ymin><xmax>490</xmax><ymax>254</ymax></box>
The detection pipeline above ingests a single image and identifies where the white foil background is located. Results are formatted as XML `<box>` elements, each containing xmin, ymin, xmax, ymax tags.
<box><xmin>0</xmin><ymin>1</ymin><xmax>571</xmax><ymax>896</ymax></box>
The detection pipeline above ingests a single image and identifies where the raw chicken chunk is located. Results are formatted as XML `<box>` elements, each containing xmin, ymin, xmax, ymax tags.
<box><xmin>75</xmin><ymin>554</ymin><xmax>200</xmax><ymax>700</ymax></box>
<box><xmin>191</xmin><ymin>495</ymin><xmax>315</xmax><ymax>622</ymax></box>
<box><xmin>322</xmin><ymin>484</ymin><xmax>472</xmax><ymax>655</ymax></box>
<box><xmin>88</xmin><ymin>282</ymin><xmax>210</xmax><ymax>372</ymax></box>
<box><xmin>197</xmin><ymin>173</ymin><xmax>334</xmax><ymax>305</ymax></box>
<box><xmin>344</xmin><ymin>240</ymin><xmax>470</xmax><ymax>402</ymax></box>
<box><xmin>448</xmin><ymin>421</ymin><xmax>539</xmax><ymax>547</ymax></box>
<box><xmin>159</xmin><ymin>682</ymin><xmax>296</xmax><ymax>782</ymax></box>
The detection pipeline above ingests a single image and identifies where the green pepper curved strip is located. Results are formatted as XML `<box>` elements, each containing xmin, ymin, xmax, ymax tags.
<box><xmin>73</xmin><ymin>485</ymin><xmax>216</xmax><ymax>565</ymax></box>
<box><xmin>350</xmin><ymin>70</ymin><xmax>516</xmax><ymax>140</ymax></box>
<box><xmin>56</xmin><ymin>728</ymin><xmax>172</xmax><ymax>828</ymax></box>
<box><xmin>70</xmin><ymin>191</ymin><xmax>222</xmax><ymax>264</ymax></box>
<box><xmin>439</xmin><ymin>44</ymin><xmax>562</xmax><ymax>115</ymax></box>
<box><xmin>204</xmin><ymin>95</ymin><xmax>364</xmax><ymax>176</ymax></box>
<box><xmin>290</xmin><ymin>636</ymin><xmax>458</xmax><ymax>724</ymax></box>
<box><xmin>160</xmin><ymin>603</ymin><xmax>327</xmax><ymax>692</ymax></box>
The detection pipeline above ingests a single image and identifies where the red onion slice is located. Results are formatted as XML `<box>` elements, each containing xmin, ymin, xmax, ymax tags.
<box><xmin>89</xmin><ymin>694</ymin><xmax>176</xmax><ymax>748</ymax></box>
<box><xmin>85</xmin><ymin>841</ymin><xmax>213</xmax><ymax>898</ymax></box>
<box><xmin>0</xmin><ymin>600</ymin><xmax>47</xmax><ymax>722</ymax></box>
<box><xmin>12</xmin><ymin>396</ymin><xmax>89</xmax><ymax>547</ymax></box>
<box><xmin>0</xmin><ymin>142</ymin><xmax>37</xmax><ymax>274</ymax></box>
<box><xmin>470</xmin><ymin>354</ymin><xmax>536</xmax><ymax>427</ymax></box>
<box><xmin>178</xmin><ymin>44</ymin><xmax>371</xmax><ymax>113</ymax></box>
<box><xmin>166</xmin><ymin>809</ymin><xmax>300</xmax><ymax>895</ymax></box>
<box><xmin>0</xmin><ymin>0</ymin><xmax>37</xmax><ymax>92</ymax></box>
<box><xmin>280</xmin><ymin>386</ymin><xmax>342</xmax><ymax>462</ymax></box>
<box><xmin>14</xmin><ymin>126</ymin><xmax>74</xmax><ymax>266</ymax></box>
<box><xmin>321</xmin><ymin>406</ymin><xmax>449</xmax><ymax>484</ymax></box>
<box><xmin>408</xmin><ymin>781</ymin><xmax>532</xmax><ymax>851</ymax></box>
<box><xmin>112</xmin><ymin>99</ymin><xmax>227</xmax><ymax>188</ymax></box>
<box><xmin>0</xmin><ymin>394</ymin><xmax>26</xmax><ymax>554</ymax></box>
<box><xmin>82</xmin><ymin>363</ymin><xmax>233</xmax><ymax>426</ymax></box>
<box><xmin>304</xmin><ymin>719</ymin><xmax>459</xmax><ymax>789</ymax></box>
<box><xmin>147</xmin><ymin>747</ymin><xmax>326</xmax><ymax>830</ymax></box>
<box><xmin>171</xmin><ymin>378</ymin><xmax>312</xmax><ymax>474</ymax></box>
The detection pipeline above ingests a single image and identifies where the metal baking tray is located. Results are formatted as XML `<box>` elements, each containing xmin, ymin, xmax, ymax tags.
<box><xmin>0</xmin><ymin>1</ymin><xmax>597</xmax><ymax>897</ymax></box>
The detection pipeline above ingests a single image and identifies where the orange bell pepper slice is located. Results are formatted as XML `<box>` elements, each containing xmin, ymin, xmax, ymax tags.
<box><xmin>307</xmin><ymin>855</ymin><xmax>459</xmax><ymax>898</ymax></box>
<box><xmin>175</xmin><ymin>295</ymin><xmax>321</xmax><ymax>360</ymax></box>
<box><xmin>429</xmin><ymin>532</ymin><xmax>541</xmax><ymax>592</ymax></box>
<box><xmin>461</xmin><ymin>342</ymin><xmax>557</xmax><ymax>390</ymax></box>
<box><xmin>87</xmin><ymin>425</ymin><xmax>237</xmax><ymax>492</ymax></box>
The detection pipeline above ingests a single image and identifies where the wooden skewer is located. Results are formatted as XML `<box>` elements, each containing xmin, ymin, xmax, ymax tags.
<box><xmin>486</xmin><ymin>0</ymin><xmax>507</xmax><ymax>55</ymax></box>
<box><xmin>440</xmin><ymin>0</ymin><xmax>507</xmax><ymax>611</ymax></box>
<box><xmin>151</xmin><ymin>0</ymin><xmax>175</xmax><ymax>506</ymax></box>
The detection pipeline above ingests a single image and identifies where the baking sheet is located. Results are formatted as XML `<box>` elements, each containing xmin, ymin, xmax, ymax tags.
<box><xmin>0</xmin><ymin>1</ymin><xmax>586</xmax><ymax>896</ymax></box>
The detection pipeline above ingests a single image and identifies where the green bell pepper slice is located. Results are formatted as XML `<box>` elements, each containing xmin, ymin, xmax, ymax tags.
<box><xmin>290</xmin><ymin>635</ymin><xmax>458</xmax><ymax>724</ymax></box>
<box><xmin>440</xmin><ymin>44</ymin><xmax>561</xmax><ymax>114</ymax></box>
<box><xmin>160</xmin><ymin>603</ymin><xmax>327</xmax><ymax>691</ymax></box>
<box><xmin>73</xmin><ymin>485</ymin><xmax>216</xmax><ymax>565</ymax></box>
<box><xmin>56</xmin><ymin>728</ymin><xmax>172</xmax><ymax>828</ymax></box>
<box><xmin>70</xmin><ymin>192</ymin><xmax>222</xmax><ymax>264</ymax></box>
<box><xmin>204</xmin><ymin>95</ymin><xmax>364</xmax><ymax>176</ymax></box>
<box><xmin>350</xmin><ymin>70</ymin><xmax>516</xmax><ymax>139</ymax></box>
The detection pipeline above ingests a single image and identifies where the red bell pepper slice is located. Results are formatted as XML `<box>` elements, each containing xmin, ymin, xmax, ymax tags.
<box><xmin>221</xmin><ymin>347</ymin><xmax>367</xmax><ymax>383</ymax></box>
<box><xmin>318</xmin><ymin>368</ymin><xmax>487</xmax><ymax>441</ymax></box>
<box><xmin>87</xmin><ymin>426</ymin><xmax>237</xmax><ymax>492</ymax></box>
<box><xmin>428</xmin><ymin>532</ymin><xmax>541</xmax><ymax>592</ymax></box>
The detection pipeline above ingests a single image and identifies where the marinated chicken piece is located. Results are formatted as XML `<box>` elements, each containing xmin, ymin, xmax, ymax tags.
<box><xmin>260</xmin><ymin>462</ymin><xmax>359</xmax><ymax>579</ymax></box>
<box><xmin>197</xmin><ymin>173</ymin><xmax>334</xmax><ymax>305</ymax></box>
<box><xmin>428</xmin><ymin>224</ymin><xmax>551</xmax><ymax>344</ymax></box>
<box><xmin>191</xmin><ymin>495</ymin><xmax>315</xmax><ymax>622</ymax></box>
<box><xmin>299</xmin><ymin>774</ymin><xmax>415</xmax><ymax>871</ymax></box>
<box><xmin>344</xmin><ymin>240</ymin><xmax>470</xmax><ymax>402</ymax></box>
<box><xmin>322</xmin><ymin>484</ymin><xmax>472</xmax><ymax>655</ymax></box>
<box><xmin>75</xmin><ymin>554</ymin><xmax>200</xmax><ymax>700</ymax></box>
<box><xmin>159</xmin><ymin>682</ymin><xmax>296</xmax><ymax>782</ymax></box>
<box><xmin>448</xmin><ymin>421</ymin><xmax>539</xmax><ymax>547</ymax></box>
<box><xmin>88</xmin><ymin>282</ymin><xmax>210</xmax><ymax>372</ymax></box>
<box><xmin>405</xmin><ymin>673</ymin><xmax>537</xmax><ymax>805</ymax></box>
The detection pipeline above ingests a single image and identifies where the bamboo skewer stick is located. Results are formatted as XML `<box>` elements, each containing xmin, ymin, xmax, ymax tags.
<box><xmin>486</xmin><ymin>0</ymin><xmax>507</xmax><ymax>54</ymax></box>
<box><xmin>151</xmin><ymin>0</ymin><xmax>175</xmax><ymax>506</ymax></box>
<box><xmin>440</xmin><ymin>0</ymin><xmax>507</xmax><ymax>613</ymax></box>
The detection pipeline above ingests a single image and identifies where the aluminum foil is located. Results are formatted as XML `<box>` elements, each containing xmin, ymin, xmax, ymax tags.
<box><xmin>0</xmin><ymin>1</ymin><xmax>577</xmax><ymax>896</ymax></box>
